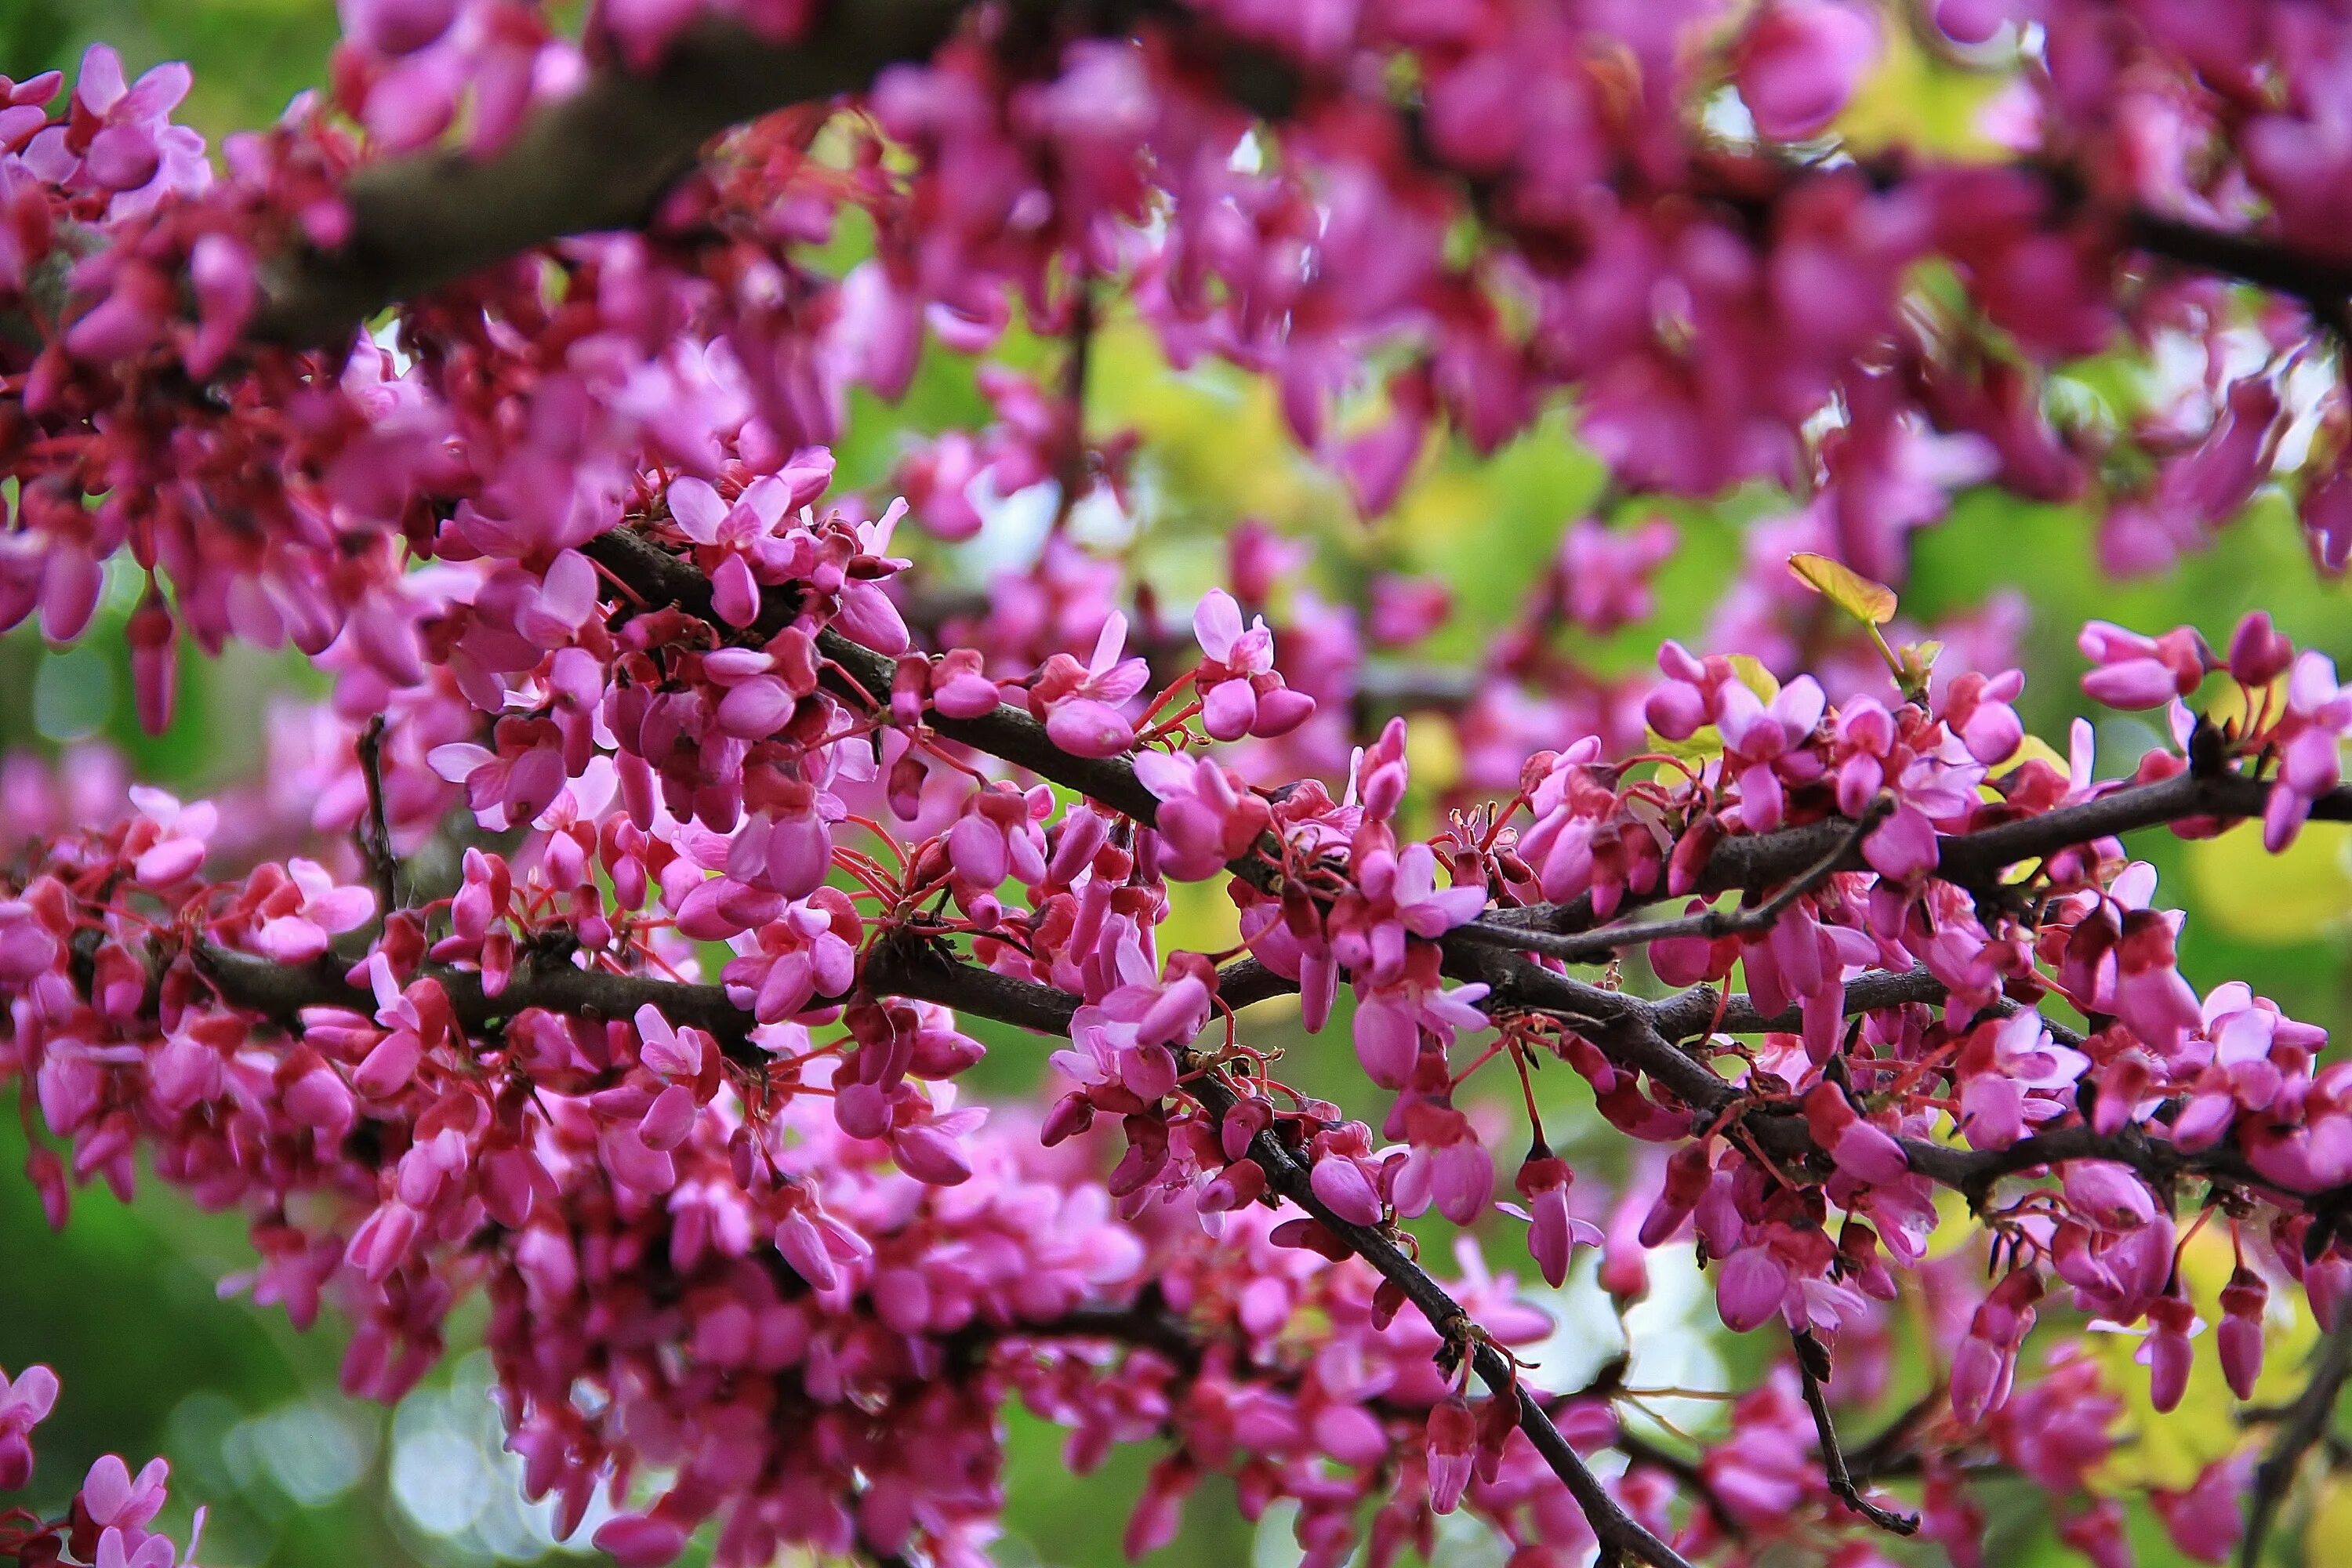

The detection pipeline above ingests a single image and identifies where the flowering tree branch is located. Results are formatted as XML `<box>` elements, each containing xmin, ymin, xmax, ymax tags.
<box><xmin>192</xmin><ymin>924</ymin><xmax>1699</xmax><ymax>1558</ymax></box>
<box><xmin>1178</xmin><ymin>1062</ymin><xmax>1698</xmax><ymax>1568</ymax></box>
<box><xmin>17</xmin><ymin>5</ymin><xmax>2352</xmax><ymax>1564</ymax></box>
<box><xmin>579</xmin><ymin>511</ymin><xmax>2343</xmax><ymax>1217</ymax></box>
<box><xmin>1449</xmin><ymin>798</ymin><xmax>1894</xmax><ymax>965</ymax></box>
<box><xmin>250</xmin><ymin>0</ymin><xmax>985</xmax><ymax>346</ymax></box>
<box><xmin>229</xmin><ymin>5</ymin><xmax>2352</xmax><ymax>361</ymax></box>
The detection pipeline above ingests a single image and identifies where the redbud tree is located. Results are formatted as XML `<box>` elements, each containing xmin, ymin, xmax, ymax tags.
<box><xmin>6</xmin><ymin>1</ymin><xmax>2352</xmax><ymax>1565</ymax></box>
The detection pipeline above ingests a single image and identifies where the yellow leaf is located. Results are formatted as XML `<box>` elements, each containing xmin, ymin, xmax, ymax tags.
<box><xmin>1788</xmin><ymin>553</ymin><xmax>1898</xmax><ymax>626</ymax></box>
<box><xmin>1726</xmin><ymin>655</ymin><xmax>1781</xmax><ymax>702</ymax></box>
<box><xmin>2185</xmin><ymin>820</ymin><xmax>2352</xmax><ymax>944</ymax></box>
<box><xmin>1646</xmin><ymin>725</ymin><xmax>1725</xmax><ymax>768</ymax></box>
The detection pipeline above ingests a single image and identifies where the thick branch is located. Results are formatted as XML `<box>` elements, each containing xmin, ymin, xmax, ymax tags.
<box><xmin>1462</xmin><ymin>768</ymin><xmax>2352</xmax><ymax>975</ymax></box>
<box><xmin>2125</xmin><ymin>210</ymin><xmax>2352</xmax><ymax>317</ymax></box>
<box><xmin>196</xmin><ymin>942</ymin><xmax>767</xmax><ymax>1055</ymax></box>
<box><xmin>200</xmin><ymin>932</ymin><xmax>2176</xmax><ymax>1210</ymax></box>
<box><xmin>194</xmin><ymin>933</ymin><xmax>1080</xmax><ymax>1062</ymax></box>
<box><xmin>1692</xmin><ymin>770</ymin><xmax>2352</xmax><ymax>906</ymax></box>
<box><xmin>252</xmin><ymin>2</ymin><xmax>987</xmax><ymax>346</ymax></box>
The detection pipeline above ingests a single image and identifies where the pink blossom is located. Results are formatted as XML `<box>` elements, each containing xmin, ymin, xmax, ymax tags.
<box><xmin>0</xmin><ymin>1363</ymin><xmax>58</xmax><ymax>1490</ymax></box>
<box><xmin>2078</xmin><ymin>621</ymin><xmax>2209</xmax><ymax>710</ymax></box>
<box><xmin>1508</xmin><ymin>1156</ymin><xmax>1602</xmax><ymax>1287</ymax></box>
<box><xmin>1425</xmin><ymin>1394</ymin><xmax>1475</xmax><ymax>1514</ymax></box>
<box><xmin>1802</xmin><ymin>1082</ymin><xmax>1910</xmax><ymax>1185</ymax></box>
<box><xmin>1192</xmin><ymin>590</ymin><xmax>1314</xmax><ymax>742</ymax></box>
<box><xmin>1134</xmin><ymin>753</ymin><xmax>1269</xmax><ymax>880</ymax></box>
<box><xmin>1030</xmin><ymin>612</ymin><xmax>1149</xmax><ymax>757</ymax></box>
<box><xmin>2263</xmin><ymin>651</ymin><xmax>2352</xmax><ymax>850</ymax></box>
<box><xmin>1734</xmin><ymin>0</ymin><xmax>1882</xmax><ymax>141</ymax></box>
<box><xmin>234</xmin><ymin>858</ymin><xmax>378</xmax><ymax>964</ymax></box>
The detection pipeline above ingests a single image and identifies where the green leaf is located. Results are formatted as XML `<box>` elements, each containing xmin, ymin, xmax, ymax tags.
<box><xmin>1788</xmin><ymin>552</ymin><xmax>1898</xmax><ymax>626</ymax></box>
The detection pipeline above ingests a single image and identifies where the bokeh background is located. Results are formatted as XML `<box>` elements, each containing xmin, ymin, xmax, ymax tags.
<box><xmin>5</xmin><ymin>4</ymin><xmax>2352</xmax><ymax>1564</ymax></box>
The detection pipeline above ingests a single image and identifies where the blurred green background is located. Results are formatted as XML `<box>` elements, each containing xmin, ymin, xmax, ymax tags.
<box><xmin>6</xmin><ymin>4</ymin><xmax>2352</xmax><ymax>1566</ymax></box>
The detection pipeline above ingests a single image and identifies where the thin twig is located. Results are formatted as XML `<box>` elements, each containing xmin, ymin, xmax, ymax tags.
<box><xmin>1047</xmin><ymin>277</ymin><xmax>1096</xmax><ymax>536</ymax></box>
<box><xmin>2241</xmin><ymin>1313</ymin><xmax>2352</xmax><ymax>1568</ymax></box>
<box><xmin>355</xmin><ymin>715</ymin><xmax>401</xmax><ymax>916</ymax></box>
<box><xmin>1789</xmin><ymin>1330</ymin><xmax>1919</xmax><ymax>1536</ymax></box>
<box><xmin>1182</xmin><ymin>1062</ymin><xmax>1697</xmax><ymax>1568</ymax></box>
<box><xmin>1450</xmin><ymin>798</ymin><xmax>1893</xmax><ymax>966</ymax></box>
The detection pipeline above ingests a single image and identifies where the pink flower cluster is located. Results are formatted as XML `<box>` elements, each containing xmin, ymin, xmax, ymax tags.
<box><xmin>0</xmin><ymin>1363</ymin><xmax>205</xmax><ymax>1568</ymax></box>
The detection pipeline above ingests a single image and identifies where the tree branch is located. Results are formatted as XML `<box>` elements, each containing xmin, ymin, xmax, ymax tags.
<box><xmin>201</xmin><ymin>528</ymin><xmax>2351</xmax><ymax>1563</ymax></box>
<box><xmin>597</xmin><ymin>521</ymin><xmax>2352</xmax><ymax>991</ymax></box>
<box><xmin>1448</xmin><ymin>799</ymin><xmax>1892</xmax><ymax>967</ymax></box>
<box><xmin>1180</xmin><ymin>1062</ymin><xmax>1697</xmax><ymax>1568</ymax></box>
<box><xmin>1789</xmin><ymin>1329</ymin><xmax>1920</xmax><ymax>1536</ymax></box>
<box><xmin>196</xmin><ymin>941</ymin><xmax>768</xmax><ymax>1056</ymax></box>
<box><xmin>583</xmin><ymin>526</ymin><xmax>1170</xmax><ymax>825</ymax></box>
<box><xmin>355</xmin><ymin>714</ymin><xmax>401</xmax><ymax>916</ymax></box>
<box><xmin>184</xmin><ymin>896</ymin><xmax>2322</xmax><ymax>1562</ymax></box>
<box><xmin>199</xmin><ymin>924</ymin><xmax>1690</xmax><ymax>1559</ymax></box>
<box><xmin>2125</xmin><ymin>209</ymin><xmax>2352</xmax><ymax>318</ymax></box>
<box><xmin>203</xmin><ymin>927</ymin><xmax>2262</xmax><ymax>1216</ymax></box>
<box><xmin>252</xmin><ymin>2</ymin><xmax>989</xmax><ymax>347</ymax></box>
<box><xmin>1689</xmin><ymin>770</ymin><xmax>2352</xmax><ymax>909</ymax></box>
<box><xmin>241</xmin><ymin>3</ymin><xmax>2352</xmax><ymax>355</ymax></box>
<box><xmin>2241</xmin><ymin>1312</ymin><xmax>2352</xmax><ymax>1568</ymax></box>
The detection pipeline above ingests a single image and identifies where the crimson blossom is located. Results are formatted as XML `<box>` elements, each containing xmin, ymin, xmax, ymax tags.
<box><xmin>11</xmin><ymin>1</ymin><xmax>2352</xmax><ymax>1566</ymax></box>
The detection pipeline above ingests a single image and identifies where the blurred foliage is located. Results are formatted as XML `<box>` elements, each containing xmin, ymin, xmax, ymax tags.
<box><xmin>5</xmin><ymin>9</ymin><xmax>2352</xmax><ymax>1568</ymax></box>
<box><xmin>0</xmin><ymin>0</ymin><xmax>338</xmax><ymax>136</ymax></box>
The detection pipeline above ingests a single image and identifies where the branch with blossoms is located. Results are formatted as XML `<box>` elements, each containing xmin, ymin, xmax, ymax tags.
<box><xmin>18</xmin><ymin>3</ymin><xmax>2352</xmax><ymax>1567</ymax></box>
<box><xmin>18</xmin><ymin>476</ymin><xmax>2352</xmax><ymax>1563</ymax></box>
<box><xmin>123</xmin><ymin>1</ymin><xmax>2352</xmax><ymax>367</ymax></box>
<box><xmin>582</xmin><ymin>506</ymin><xmax>2352</xmax><ymax>1201</ymax></box>
<box><xmin>77</xmin><ymin>514</ymin><xmax>2350</xmax><ymax>1565</ymax></box>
